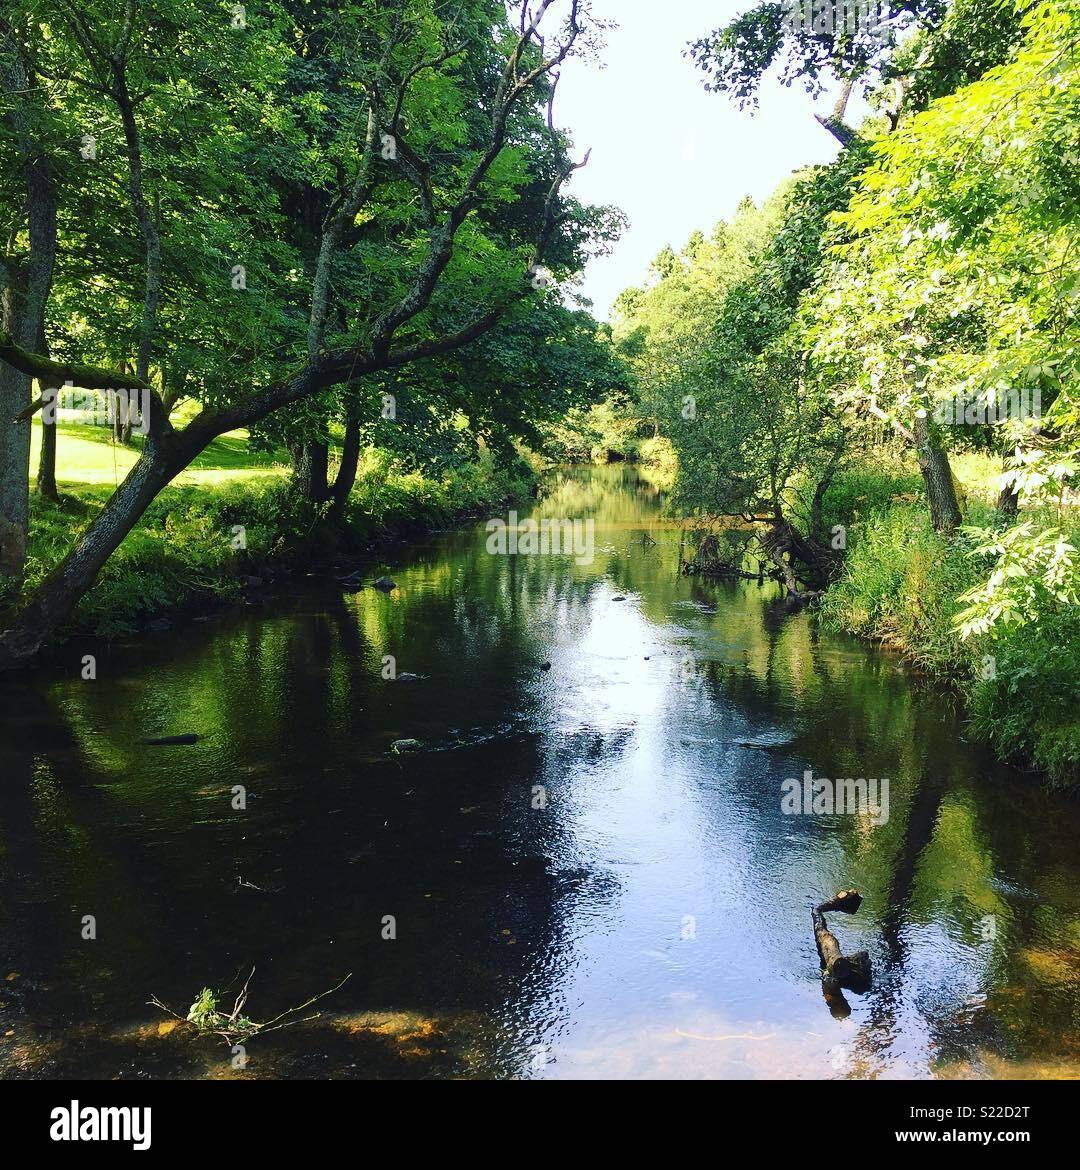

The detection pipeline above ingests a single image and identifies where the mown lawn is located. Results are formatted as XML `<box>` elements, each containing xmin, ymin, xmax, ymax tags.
<box><xmin>30</xmin><ymin>416</ymin><xmax>294</xmax><ymax>488</ymax></box>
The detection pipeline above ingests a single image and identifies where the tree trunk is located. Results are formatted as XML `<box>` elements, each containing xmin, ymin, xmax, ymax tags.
<box><xmin>115</xmin><ymin>79</ymin><xmax>162</xmax><ymax>387</ymax></box>
<box><xmin>34</xmin><ymin>327</ymin><xmax>58</xmax><ymax>500</ymax></box>
<box><xmin>0</xmin><ymin>45</ymin><xmax>58</xmax><ymax>576</ymax></box>
<box><xmin>814</xmin><ymin>112</ymin><xmax>859</xmax><ymax>149</ymax></box>
<box><xmin>810</xmin><ymin>443</ymin><xmax>844</xmax><ymax>543</ymax></box>
<box><xmin>997</xmin><ymin>440</ymin><xmax>1024</xmax><ymax>518</ymax></box>
<box><xmin>111</xmin><ymin>394</ymin><xmax>135</xmax><ymax>445</ymax></box>
<box><xmin>0</xmin><ymin>300</ymin><xmax>30</xmax><ymax>576</ymax></box>
<box><xmin>36</xmin><ymin>377</ymin><xmax>58</xmax><ymax>502</ymax></box>
<box><xmin>295</xmin><ymin>440</ymin><xmax>330</xmax><ymax>503</ymax></box>
<box><xmin>914</xmin><ymin>410</ymin><xmax>963</xmax><ymax>532</ymax></box>
<box><xmin>328</xmin><ymin>403</ymin><xmax>363</xmax><ymax>522</ymax></box>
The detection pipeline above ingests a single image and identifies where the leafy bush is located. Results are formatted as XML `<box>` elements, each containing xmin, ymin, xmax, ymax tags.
<box><xmin>955</xmin><ymin>520</ymin><xmax>1080</xmax><ymax>637</ymax></box>
<box><xmin>970</xmin><ymin>604</ymin><xmax>1080</xmax><ymax>789</ymax></box>
<box><xmin>637</xmin><ymin>435</ymin><xmax>677</xmax><ymax>488</ymax></box>
<box><xmin>813</xmin><ymin>462</ymin><xmax>924</xmax><ymax>537</ymax></box>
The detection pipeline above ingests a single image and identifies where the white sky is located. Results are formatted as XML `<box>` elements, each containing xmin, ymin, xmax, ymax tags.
<box><xmin>555</xmin><ymin>0</ymin><xmax>867</xmax><ymax>318</ymax></box>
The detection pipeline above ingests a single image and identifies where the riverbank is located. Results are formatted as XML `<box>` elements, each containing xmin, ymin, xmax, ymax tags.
<box><xmin>6</xmin><ymin>440</ymin><xmax>533</xmax><ymax>645</ymax></box>
<box><xmin>627</xmin><ymin>443</ymin><xmax>1080</xmax><ymax>792</ymax></box>
<box><xmin>809</xmin><ymin>457</ymin><xmax>1080</xmax><ymax>792</ymax></box>
<box><xmin>819</xmin><ymin>492</ymin><xmax>1080</xmax><ymax>793</ymax></box>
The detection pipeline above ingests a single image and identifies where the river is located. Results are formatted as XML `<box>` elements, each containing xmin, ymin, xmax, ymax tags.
<box><xmin>1</xmin><ymin>465</ymin><xmax>1078</xmax><ymax>1079</ymax></box>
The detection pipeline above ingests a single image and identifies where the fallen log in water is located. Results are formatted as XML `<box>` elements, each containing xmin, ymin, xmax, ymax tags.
<box><xmin>812</xmin><ymin>889</ymin><xmax>872</xmax><ymax>1014</ymax></box>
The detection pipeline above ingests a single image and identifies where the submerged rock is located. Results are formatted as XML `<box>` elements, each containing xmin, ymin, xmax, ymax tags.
<box><xmin>391</xmin><ymin>738</ymin><xmax>423</xmax><ymax>754</ymax></box>
<box><xmin>373</xmin><ymin>576</ymin><xmax>397</xmax><ymax>592</ymax></box>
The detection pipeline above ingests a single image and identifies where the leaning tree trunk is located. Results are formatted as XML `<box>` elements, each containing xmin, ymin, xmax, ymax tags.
<box><xmin>328</xmin><ymin>403</ymin><xmax>363</xmax><ymax>523</ymax></box>
<box><xmin>914</xmin><ymin>410</ymin><xmax>962</xmax><ymax>533</ymax></box>
<box><xmin>0</xmin><ymin>439</ymin><xmax>188</xmax><ymax>668</ymax></box>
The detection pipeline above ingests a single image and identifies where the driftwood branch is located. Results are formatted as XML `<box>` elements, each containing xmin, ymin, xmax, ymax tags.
<box><xmin>149</xmin><ymin>970</ymin><xmax>352</xmax><ymax>1047</ymax></box>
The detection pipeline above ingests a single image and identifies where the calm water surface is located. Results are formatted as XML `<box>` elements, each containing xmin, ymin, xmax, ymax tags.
<box><xmin>1</xmin><ymin>466</ymin><xmax>1078</xmax><ymax>1079</ymax></box>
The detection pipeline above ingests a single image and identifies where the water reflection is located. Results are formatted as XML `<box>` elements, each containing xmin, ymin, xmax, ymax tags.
<box><xmin>0</xmin><ymin>465</ymin><xmax>1078</xmax><ymax>1079</ymax></box>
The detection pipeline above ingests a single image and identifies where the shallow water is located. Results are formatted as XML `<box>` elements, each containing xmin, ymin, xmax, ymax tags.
<box><xmin>1</xmin><ymin>465</ymin><xmax>1078</xmax><ymax>1079</ymax></box>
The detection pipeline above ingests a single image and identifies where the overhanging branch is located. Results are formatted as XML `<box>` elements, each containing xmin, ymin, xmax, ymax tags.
<box><xmin>1</xmin><ymin>330</ymin><xmax>149</xmax><ymax>396</ymax></box>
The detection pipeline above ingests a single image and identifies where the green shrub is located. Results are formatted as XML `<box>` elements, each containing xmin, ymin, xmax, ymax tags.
<box><xmin>822</xmin><ymin>494</ymin><xmax>1080</xmax><ymax>790</ymax></box>
<box><xmin>968</xmin><ymin>577</ymin><xmax>1080</xmax><ymax>790</ymax></box>
<box><xmin>638</xmin><ymin>435</ymin><xmax>677</xmax><ymax>488</ymax></box>
<box><xmin>815</xmin><ymin>464</ymin><xmax>924</xmax><ymax>536</ymax></box>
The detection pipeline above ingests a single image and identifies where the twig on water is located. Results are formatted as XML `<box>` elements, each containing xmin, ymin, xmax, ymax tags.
<box><xmin>149</xmin><ymin>969</ymin><xmax>352</xmax><ymax>1046</ymax></box>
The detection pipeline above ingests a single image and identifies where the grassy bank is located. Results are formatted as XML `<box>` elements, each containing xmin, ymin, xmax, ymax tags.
<box><xmin>817</xmin><ymin>453</ymin><xmax>1080</xmax><ymax>791</ymax></box>
<box><xmin>8</xmin><ymin>421</ymin><xmax>532</xmax><ymax>641</ymax></box>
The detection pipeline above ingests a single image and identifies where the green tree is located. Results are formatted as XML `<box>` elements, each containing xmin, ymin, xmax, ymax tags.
<box><xmin>808</xmin><ymin>0</ymin><xmax>1079</xmax><ymax>559</ymax></box>
<box><xmin>0</xmin><ymin>0</ymin><xmax>615</xmax><ymax>667</ymax></box>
